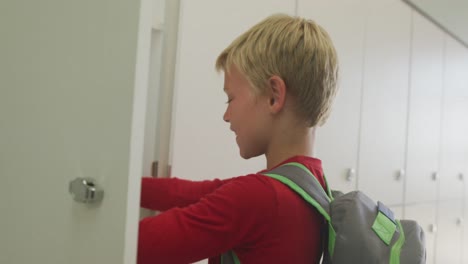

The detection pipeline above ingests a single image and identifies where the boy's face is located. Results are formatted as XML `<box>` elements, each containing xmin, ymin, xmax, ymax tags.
<box><xmin>223</xmin><ymin>66</ymin><xmax>272</xmax><ymax>159</ymax></box>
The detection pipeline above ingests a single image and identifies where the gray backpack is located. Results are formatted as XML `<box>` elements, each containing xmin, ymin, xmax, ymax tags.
<box><xmin>221</xmin><ymin>162</ymin><xmax>426</xmax><ymax>264</ymax></box>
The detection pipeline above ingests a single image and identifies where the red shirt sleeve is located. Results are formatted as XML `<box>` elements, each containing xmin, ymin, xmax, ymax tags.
<box><xmin>140</xmin><ymin>177</ymin><xmax>228</xmax><ymax>211</ymax></box>
<box><xmin>137</xmin><ymin>175</ymin><xmax>277</xmax><ymax>264</ymax></box>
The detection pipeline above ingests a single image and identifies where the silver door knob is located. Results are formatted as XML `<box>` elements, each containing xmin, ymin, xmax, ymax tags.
<box><xmin>69</xmin><ymin>177</ymin><xmax>104</xmax><ymax>204</ymax></box>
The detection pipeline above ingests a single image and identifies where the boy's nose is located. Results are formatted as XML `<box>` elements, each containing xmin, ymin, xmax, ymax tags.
<box><xmin>223</xmin><ymin>110</ymin><xmax>230</xmax><ymax>123</ymax></box>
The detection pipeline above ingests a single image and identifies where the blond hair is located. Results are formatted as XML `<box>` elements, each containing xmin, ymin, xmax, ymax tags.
<box><xmin>216</xmin><ymin>14</ymin><xmax>338</xmax><ymax>127</ymax></box>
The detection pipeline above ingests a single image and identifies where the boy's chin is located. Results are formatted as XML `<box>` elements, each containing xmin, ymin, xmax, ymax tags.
<box><xmin>240</xmin><ymin>152</ymin><xmax>252</xmax><ymax>160</ymax></box>
<box><xmin>239</xmin><ymin>148</ymin><xmax>263</xmax><ymax>160</ymax></box>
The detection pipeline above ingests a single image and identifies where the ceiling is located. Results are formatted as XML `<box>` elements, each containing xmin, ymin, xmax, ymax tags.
<box><xmin>403</xmin><ymin>0</ymin><xmax>468</xmax><ymax>48</ymax></box>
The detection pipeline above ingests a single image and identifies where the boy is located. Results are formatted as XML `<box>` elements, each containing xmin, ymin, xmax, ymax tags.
<box><xmin>138</xmin><ymin>13</ymin><xmax>338</xmax><ymax>264</ymax></box>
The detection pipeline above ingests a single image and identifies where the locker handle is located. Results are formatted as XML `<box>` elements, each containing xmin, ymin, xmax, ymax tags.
<box><xmin>346</xmin><ymin>168</ymin><xmax>356</xmax><ymax>182</ymax></box>
<box><xmin>431</xmin><ymin>172</ymin><xmax>439</xmax><ymax>181</ymax></box>
<box><xmin>395</xmin><ymin>169</ymin><xmax>405</xmax><ymax>181</ymax></box>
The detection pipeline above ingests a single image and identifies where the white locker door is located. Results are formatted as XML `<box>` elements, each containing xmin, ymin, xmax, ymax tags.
<box><xmin>405</xmin><ymin>11</ymin><xmax>444</xmax><ymax>204</ymax></box>
<box><xmin>439</xmin><ymin>37</ymin><xmax>468</xmax><ymax>200</ymax></box>
<box><xmin>357</xmin><ymin>0</ymin><xmax>411</xmax><ymax>205</ymax></box>
<box><xmin>0</xmin><ymin>1</ymin><xmax>152</xmax><ymax>263</ymax></box>
<box><xmin>297</xmin><ymin>0</ymin><xmax>366</xmax><ymax>193</ymax></box>
<box><xmin>435</xmin><ymin>200</ymin><xmax>463</xmax><ymax>264</ymax></box>
<box><xmin>404</xmin><ymin>203</ymin><xmax>437</xmax><ymax>264</ymax></box>
<box><xmin>170</xmin><ymin>0</ymin><xmax>295</xmax><ymax>182</ymax></box>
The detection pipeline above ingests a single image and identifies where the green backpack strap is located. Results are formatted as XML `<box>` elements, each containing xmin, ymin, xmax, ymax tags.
<box><xmin>263</xmin><ymin>162</ymin><xmax>332</xmax><ymax>221</ymax></box>
<box><xmin>220</xmin><ymin>250</ymin><xmax>240</xmax><ymax>264</ymax></box>
<box><xmin>263</xmin><ymin>162</ymin><xmax>337</xmax><ymax>257</ymax></box>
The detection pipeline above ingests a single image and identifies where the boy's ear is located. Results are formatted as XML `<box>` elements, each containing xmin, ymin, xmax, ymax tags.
<box><xmin>267</xmin><ymin>75</ymin><xmax>287</xmax><ymax>114</ymax></box>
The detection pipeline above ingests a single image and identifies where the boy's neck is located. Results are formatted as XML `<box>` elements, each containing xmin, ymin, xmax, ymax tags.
<box><xmin>265</xmin><ymin>127</ymin><xmax>316</xmax><ymax>170</ymax></box>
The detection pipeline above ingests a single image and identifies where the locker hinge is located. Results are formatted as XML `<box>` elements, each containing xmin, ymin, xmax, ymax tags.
<box><xmin>151</xmin><ymin>161</ymin><xmax>172</xmax><ymax>177</ymax></box>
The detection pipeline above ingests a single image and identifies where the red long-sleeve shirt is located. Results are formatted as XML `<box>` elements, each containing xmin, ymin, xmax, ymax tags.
<box><xmin>138</xmin><ymin>156</ymin><xmax>326</xmax><ymax>264</ymax></box>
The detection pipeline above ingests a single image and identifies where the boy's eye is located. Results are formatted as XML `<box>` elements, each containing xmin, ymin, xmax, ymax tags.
<box><xmin>226</xmin><ymin>98</ymin><xmax>233</xmax><ymax>104</ymax></box>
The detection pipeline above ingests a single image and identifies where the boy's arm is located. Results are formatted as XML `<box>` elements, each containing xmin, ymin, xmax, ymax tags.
<box><xmin>137</xmin><ymin>175</ymin><xmax>276</xmax><ymax>264</ymax></box>
<box><xmin>140</xmin><ymin>177</ymin><xmax>228</xmax><ymax>211</ymax></box>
